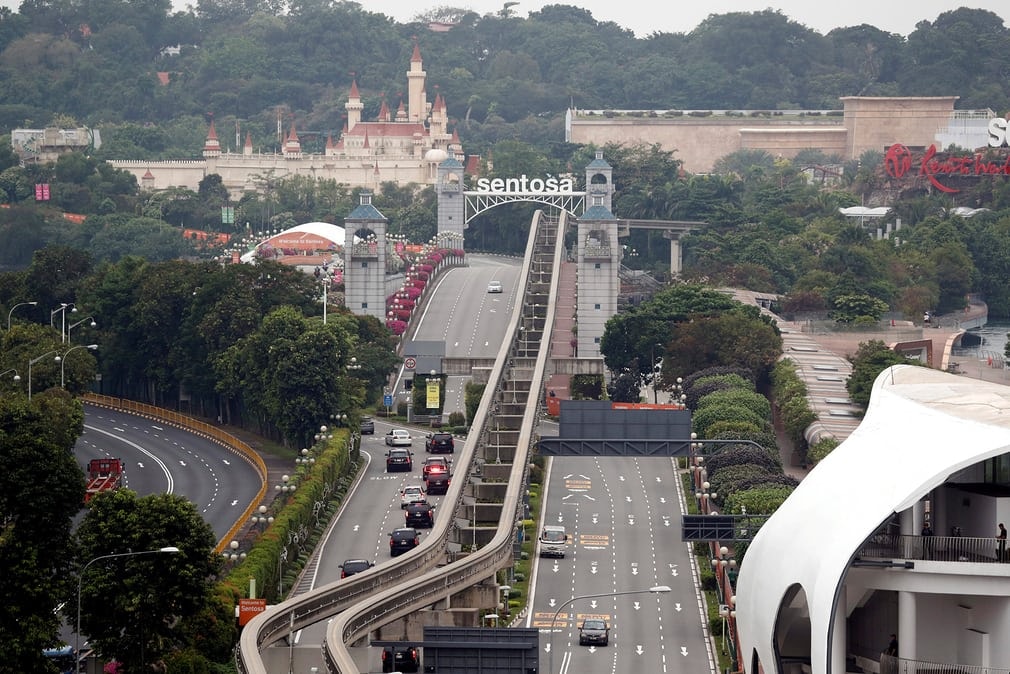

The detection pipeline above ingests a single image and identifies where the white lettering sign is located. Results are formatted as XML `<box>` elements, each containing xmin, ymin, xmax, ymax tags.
<box><xmin>988</xmin><ymin>117</ymin><xmax>1009</xmax><ymax>148</ymax></box>
<box><xmin>475</xmin><ymin>175</ymin><xmax>575</xmax><ymax>193</ymax></box>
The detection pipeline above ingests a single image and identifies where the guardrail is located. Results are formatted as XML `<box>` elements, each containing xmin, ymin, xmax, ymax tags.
<box><xmin>238</xmin><ymin>210</ymin><xmax>565</xmax><ymax>673</ymax></box>
<box><xmin>859</xmin><ymin>533</ymin><xmax>1007</xmax><ymax>563</ymax></box>
<box><xmin>82</xmin><ymin>393</ymin><xmax>269</xmax><ymax>555</ymax></box>
<box><xmin>881</xmin><ymin>653</ymin><xmax>1008</xmax><ymax>674</ymax></box>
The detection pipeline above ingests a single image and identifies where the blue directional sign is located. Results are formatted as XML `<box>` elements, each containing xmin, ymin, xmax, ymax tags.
<box><xmin>384</xmin><ymin>393</ymin><xmax>394</xmax><ymax>408</ymax></box>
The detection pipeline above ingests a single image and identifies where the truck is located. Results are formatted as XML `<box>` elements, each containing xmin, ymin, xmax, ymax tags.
<box><xmin>85</xmin><ymin>457</ymin><xmax>123</xmax><ymax>503</ymax></box>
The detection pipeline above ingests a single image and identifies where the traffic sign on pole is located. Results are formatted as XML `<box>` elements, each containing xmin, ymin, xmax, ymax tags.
<box><xmin>405</xmin><ymin>357</ymin><xmax>416</xmax><ymax>370</ymax></box>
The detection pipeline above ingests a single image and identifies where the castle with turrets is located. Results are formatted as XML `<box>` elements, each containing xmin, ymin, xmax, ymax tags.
<box><xmin>110</xmin><ymin>44</ymin><xmax>464</xmax><ymax>198</ymax></box>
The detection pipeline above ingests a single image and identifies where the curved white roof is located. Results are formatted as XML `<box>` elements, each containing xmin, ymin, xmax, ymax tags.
<box><xmin>839</xmin><ymin>206</ymin><xmax>891</xmax><ymax>218</ymax></box>
<box><xmin>240</xmin><ymin>222</ymin><xmax>345</xmax><ymax>263</ymax></box>
<box><xmin>736</xmin><ymin>365</ymin><xmax>1010</xmax><ymax>673</ymax></box>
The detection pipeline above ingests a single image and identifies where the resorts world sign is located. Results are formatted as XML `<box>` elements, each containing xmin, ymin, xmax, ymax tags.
<box><xmin>475</xmin><ymin>175</ymin><xmax>575</xmax><ymax>193</ymax></box>
<box><xmin>884</xmin><ymin>143</ymin><xmax>1010</xmax><ymax>194</ymax></box>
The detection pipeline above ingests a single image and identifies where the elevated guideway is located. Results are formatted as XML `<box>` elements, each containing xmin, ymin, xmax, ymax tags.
<box><xmin>238</xmin><ymin>209</ymin><xmax>568</xmax><ymax>674</ymax></box>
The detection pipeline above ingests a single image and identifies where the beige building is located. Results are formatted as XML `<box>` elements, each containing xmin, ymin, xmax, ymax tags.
<box><xmin>110</xmin><ymin>44</ymin><xmax>461</xmax><ymax>198</ymax></box>
<box><xmin>566</xmin><ymin>96</ymin><xmax>984</xmax><ymax>173</ymax></box>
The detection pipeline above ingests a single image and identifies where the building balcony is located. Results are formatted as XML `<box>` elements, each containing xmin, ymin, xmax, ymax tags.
<box><xmin>881</xmin><ymin>653</ymin><xmax>1008</xmax><ymax>674</ymax></box>
<box><xmin>857</xmin><ymin>533</ymin><xmax>1009</xmax><ymax>565</ymax></box>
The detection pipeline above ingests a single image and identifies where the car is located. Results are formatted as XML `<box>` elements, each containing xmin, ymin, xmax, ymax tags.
<box><xmin>389</xmin><ymin>527</ymin><xmax>420</xmax><ymax>556</ymax></box>
<box><xmin>359</xmin><ymin>416</ymin><xmax>375</xmax><ymax>434</ymax></box>
<box><xmin>487</xmin><ymin>280</ymin><xmax>503</xmax><ymax>293</ymax></box>
<box><xmin>385</xmin><ymin>428</ymin><xmax>412</xmax><ymax>446</ymax></box>
<box><xmin>386</xmin><ymin>448</ymin><xmax>413</xmax><ymax>472</ymax></box>
<box><xmin>422</xmin><ymin>456</ymin><xmax>450</xmax><ymax>479</ymax></box>
<box><xmin>382</xmin><ymin>646</ymin><xmax>419</xmax><ymax>673</ymax></box>
<box><xmin>339</xmin><ymin>558</ymin><xmax>374</xmax><ymax>579</ymax></box>
<box><xmin>400</xmin><ymin>485</ymin><xmax>426</xmax><ymax>508</ymax></box>
<box><xmin>405</xmin><ymin>502</ymin><xmax>435</xmax><ymax>528</ymax></box>
<box><xmin>538</xmin><ymin>525</ymin><xmax>568</xmax><ymax>558</ymax></box>
<box><xmin>425</xmin><ymin>432</ymin><xmax>454</xmax><ymax>454</ymax></box>
<box><xmin>425</xmin><ymin>469</ymin><xmax>451</xmax><ymax>495</ymax></box>
<box><xmin>579</xmin><ymin>618</ymin><xmax>610</xmax><ymax>646</ymax></box>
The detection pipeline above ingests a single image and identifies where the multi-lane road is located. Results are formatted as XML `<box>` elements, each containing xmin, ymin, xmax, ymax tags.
<box><xmin>76</xmin><ymin>252</ymin><xmax>716</xmax><ymax>673</ymax></box>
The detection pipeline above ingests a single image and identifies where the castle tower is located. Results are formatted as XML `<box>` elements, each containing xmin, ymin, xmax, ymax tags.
<box><xmin>584</xmin><ymin>150</ymin><xmax>614</xmax><ymax>213</ymax></box>
<box><xmin>243</xmin><ymin>132</ymin><xmax>253</xmax><ymax>156</ymax></box>
<box><xmin>343</xmin><ymin>191</ymin><xmax>388</xmax><ymax>320</ymax></box>
<box><xmin>283</xmin><ymin>123</ymin><xmax>302</xmax><ymax>159</ymax></box>
<box><xmin>203</xmin><ymin>118</ymin><xmax>221</xmax><ymax>158</ymax></box>
<box><xmin>141</xmin><ymin>169</ymin><xmax>155</xmax><ymax>191</ymax></box>
<box><xmin>407</xmin><ymin>42</ymin><xmax>427</xmax><ymax>124</ymax></box>
<box><xmin>576</xmin><ymin>186</ymin><xmax>619</xmax><ymax>360</ymax></box>
<box><xmin>378</xmin><ymin>97</ymin><xmax>391</xmax><ymax>122</ymax></box>
<box><xmin>345</xmin><ymin>79</ymin><xmax>363</xmax><ymax>131</ymax></box>
<box><xmin>436</xmin><ymin>157</ymin><xmax>466</xmax><ymax>246</ymax></box>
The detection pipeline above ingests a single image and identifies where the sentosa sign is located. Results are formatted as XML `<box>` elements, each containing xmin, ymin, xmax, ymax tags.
<box><xmin>475</xmin><ymin>175</ymin><xmax>575</xmax><ymax>193</ymax></box>
<box><xmin>988</xmin><ymin>117</ymin><xmax>1010</xmax><ymax>147</ymax></box>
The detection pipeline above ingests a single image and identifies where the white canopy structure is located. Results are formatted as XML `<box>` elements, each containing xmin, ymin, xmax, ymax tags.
<box><xmin>240</xmin><ymin>222</ymin><xmax>345</xmax><ymax>263</ymax></box>
<box><xmin>736</xmin><ymin>365</ymin><xmax>1010</xmax><ymax>673</ymax></box>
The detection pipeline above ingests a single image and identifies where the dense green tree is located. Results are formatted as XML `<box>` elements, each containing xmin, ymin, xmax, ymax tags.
<box><xmin>74</xmin><ymin>489</ymin><xmax>220</xmax><ymax>673</ymax></box>
<box><xmin>846</xmin><ymin>340</ymin><xmax>922</xmax><ymax>406</ymax></box>
<box><xmin>0</xmin><ymin>391</ymin><xmax>85</xmax><ymax>672</ymax></box>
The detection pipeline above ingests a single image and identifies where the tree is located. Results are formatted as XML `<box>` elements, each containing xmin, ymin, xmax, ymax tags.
<box><xmin>74</xmin><ymin>489</ymin><xmax>220</xmax><ymax>672</ymax></box>
<box><xmin>0</xmin><ymin>391</ymin><xmax>85</xmax><ymax>672</ymax></box>
<box><xmin>846</xmin><ymin>340</ymin><xmax>921</xmax><ymax>406</ymax></box>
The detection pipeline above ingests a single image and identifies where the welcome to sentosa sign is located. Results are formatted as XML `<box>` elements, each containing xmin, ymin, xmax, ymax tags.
<box><xmin>475</xmin><ymin>175</ymin><xmax>576</xmax><ymax>193</ymax></box>
<box><xmin>884</xmin><ymin>143</ymin><xmax>1010</xmax><ymax>194</ymax></box>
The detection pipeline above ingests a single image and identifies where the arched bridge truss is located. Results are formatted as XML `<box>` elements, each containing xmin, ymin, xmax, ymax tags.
<box><xmin>463</xmin><ymin>191</ymin><xmax>586</xmax><ymax>224</ymax></box>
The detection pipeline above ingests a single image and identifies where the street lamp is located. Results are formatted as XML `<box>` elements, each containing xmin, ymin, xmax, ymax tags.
<box><xmin>695</xmin><ymin>480</ymin><xmax>716</xmax><ymax>513</ymax></box>
<box><xmin>275</xmin><ymin>474</ymin><xmax>296</xmax><ymax>494</ymax></box>
<box><xmin>7</xmin><ymin>300</ymin><xmax>37</xmax><ymax>329</ymax></box>
<box><xmin>50</xmin><ymin>303</ymin><xmax>78</xmax><ymax>343</ymax></box>
<box><xmin>548</xmin><ymin>586</ymin><xmax>671</xmax><ymax>674</ymax></box>
<box><xmin>223</xmin><ymin>540</ymin><xmax>247</xmax><ymax>563</ymax></box>
<box><xmin>1</xmin><ymin>368</ymin><xmax>20</xmax><ymax>383</ymax></box>
<box><xmin>75</xmin><ymin>547</ymin><xmax>180</xmax><ymax>668</ymax></box>
<box><xmin>650</xmin><ymin>343</ymin><xmax>662</xmax><ymax>404</ymax></box>
<box><xmin>251</xmin><ymin>504</ymin><xmax>274</xmax><ymax>529</ymax></box>
<box><xmin>28</xmin><ymin>350</ymin><xmax>61</xmax><ymax>400</ymax></box>
<box><xmin>60</xmin><ymin>343</ymin><xmax>98</xmax><ymax>388</ymax></box>
<box><xmin>67</xmin><ymin>316</ymin><xmax>96</xmax><ymax>343</ymax></box>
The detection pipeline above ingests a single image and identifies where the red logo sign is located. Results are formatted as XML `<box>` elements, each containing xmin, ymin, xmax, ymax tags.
<box><xmin>238</xmin><ymin>598</ymin><xmax>267</xmax><ymax>626</ymax></box>
<box><xmin>404</xmin><ymin>357</ymin><xmax>416</xmax><ymax>370</ymax></box>
<box><xmin>884</xmin><ymin>143</ymin><xmax>1010</xmax><ymax>194</ymax></box>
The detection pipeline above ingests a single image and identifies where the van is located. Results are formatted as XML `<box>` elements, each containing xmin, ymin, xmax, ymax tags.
<box><xmin>538</xmin><ymin>525</ymin><xmax>568</xmax><ymax>558</ymax></box>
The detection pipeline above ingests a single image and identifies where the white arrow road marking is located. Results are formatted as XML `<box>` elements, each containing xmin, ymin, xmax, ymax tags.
<box><xmin>557</xmin><ymin>514</ymin><xmax>564</xmax><ymax>523</ymax></box>
<box><xmin>626</xmin><ymin>496</ymin><xmax>632</xmax><ymax>502</ymax></box>
<box><xmin>590</xmin><ymin>562</ymin><xmax>598</xmax><ymax>575</ymax></box>
<box><xmin>588</xmin><ymin>646</ymin><xmax>597</xmax><ymax>654</ymax></box>
<box><xmin>114</xmin><ymin>427</ymin><xmax>125</xmax><ymax>432</ymax></box>
<box><xmin>619</xmin><ymin>475</ymin><xmax>626</xmax><ymax>481</ymax></box>
<box><xmin>636</xmin><ymin>645</ymin><xmax>644</xmax><ymax>655</ymax></box>
<box><xmin>564</xmin><ymin>474</ymin><xmax>573</xmax><ymax>479</ymax></box>
<box><xmin>583</xmin><ymin>494</ymin><xmax>596</xmax><ymax>501</ymax></box>
<box><xmin>633</xmin><ymin>601</ymin><xmax>641</xmax><ymax>610</ymax></box>
<box><xmin>544</xmin><ymin>644</ymin><xmax>551</xmax><ymax>653</ymax></box>
<box><xmin>656</xmin><ymin>476</ymin><xmax>662</xmax><ymax>482</ymax></box>
<box><xmin>628</xmin><ymin>517</ymin><xmax>636</xmax><ymax>525</ymax></box>
<box><xmin>553</xmin><ymin>563</ymin><xmax>559</xmax><ymax>573</ymax></box>
<box><xmin>353</xmin><ymin>524</ymin><xmax>360</xmax><ymax>531</ymax></box>
<box><xmin>675</xmin><ymin>603</ymin><xmax>682</xmax><ymax>611</ymax></box>
<box><xmin>590</xmin><ymin>600</ymin><xmax>597</xmax><ymax>609</ymax></box>
<box><xmin>681</xmin><ymin>647</ymin><xmax>689</xmax><ymax>656</ymax></box>
<box><xmin>222</xmin><ymin>458</ymin><xmax>231</xmax><ymax>465</ymax></box>
<box><xmin>592</xmin><ymin>514</ymin><xmax>599</xmax><ymax>524</ymax></box>
<box><xmin>659</xmin><ymin>497</ymin><xmax>667</xmax><ymax>503</ymax></box>
<box><xmin>663</xmin><ymin>516</ymin><xmax>671</xmax><ymax>527</ymax></box>
<box><xmin>562</xmin><ymin>494</ymin><xmax>574</xmax><ymax>500</ymax></box>
<box><xmin>151</xmin><ymin>425</ymin><xmax>163</xmax><ymax>431</ymax></box>
<box><xmin>549</xmin><ymin>598</ymin><xmax>557</xmax><ymax>608</ymax></box>
<box><xmin>231</xmin><ymin>499</ymin><xmax>238</xmax><ymax>506</ymax></box>
<box><xmin>179</xmin><ymin>460</ymin><xmax>187</xmax><ymax>466</ymax></box>
<box><xmin>137</xmin><ymin>462</ymin><xmax>145</xmax><ymax>469</ymax></box>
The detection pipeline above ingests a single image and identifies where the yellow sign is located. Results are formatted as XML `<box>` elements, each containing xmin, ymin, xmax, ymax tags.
<box><xmin>426</xmin><ymin>378</ymin><xmax>440</xmax><ymax>409</ymax></box>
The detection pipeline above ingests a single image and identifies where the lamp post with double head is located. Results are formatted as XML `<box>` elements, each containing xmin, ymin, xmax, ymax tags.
<box><xmin>7</xmin><ymin>300</ymin><xmax>37</xmax><ymax>329</ymax></box>
<box><xmin>548</xmin><ymin>585</ymin><xmax>671</xmax><ymax>674</ymax></box>
<box><xmin>50</xmin><ymin>303</ymin><xmax>77</xmax><ymax>343</ymax></box>
<box><xmin>75</xmin><ymin>546</ymin><xmax>180</xmax><ymax>667</ymax></box>
<box><xmin>28</xmin><ymin>350</ymin><xmax>60</xmax><ymax>400</ymax></box>
<box><xmin>60</xmin><ymin>343</ymin><xmax>98</xmax><ymax>388</ymax></box>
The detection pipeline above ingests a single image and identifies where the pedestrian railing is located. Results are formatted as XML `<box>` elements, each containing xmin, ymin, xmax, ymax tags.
<box><xmin>858</xmin><ymin>533</ymin><xmax>1007</xmax><ymax>564</ymax></box>
<box><xmin>881</xmin><ymin>653</ymin><xmax>1010</xmax><ymax>674</ymax></box>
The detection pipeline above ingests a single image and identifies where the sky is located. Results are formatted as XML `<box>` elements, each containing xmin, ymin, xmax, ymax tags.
<box><xmin>356</xmin><ymin>1</ymin><xmax>1010</xmax><ymax>38</ymax></box>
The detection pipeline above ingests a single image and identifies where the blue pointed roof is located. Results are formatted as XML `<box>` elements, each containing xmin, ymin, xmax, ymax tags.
<box><xmin>586</xmin><ymin>156</ymin><xmax>611</xmax><ymax>169</ymax></box>
<box><xmin>581</xmin><ymin>204</ymin><xmax>616</xmax><ymax>221</ymax></box>
<box><xmin>346</xmin><ymin>202</ymin><xmax>385</xmax><ymax>220</ymax></box>
<box><xmin>440</xmin><ymin>157</ymin><xmax>464</xmax><ymax>169</ymax></box>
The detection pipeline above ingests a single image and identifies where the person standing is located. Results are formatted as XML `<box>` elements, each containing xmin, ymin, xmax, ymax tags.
<box><xmin>886</xmin><ymin>633</ymin><xmax>898</xmax><ymax>656</ymax></box>
<box><xmin>998</xmin><ymin>523</ymin><xmax>1007</xmax><ymax>561</ymax></box>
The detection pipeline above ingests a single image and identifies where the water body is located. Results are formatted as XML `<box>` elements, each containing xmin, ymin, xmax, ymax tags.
<box><xmin>951</xmin><ymin>320</ymin><xmax>1010</xmax><ymax>361</ymax></box>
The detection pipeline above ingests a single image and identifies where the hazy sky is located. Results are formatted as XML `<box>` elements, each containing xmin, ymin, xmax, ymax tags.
<box><xmin>358</xmin><ymin>1</ymin><xmax>1009</xmax><ymax>38</ymax></box>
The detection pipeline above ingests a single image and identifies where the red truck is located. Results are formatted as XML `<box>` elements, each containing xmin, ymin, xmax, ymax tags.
<box><xmin>85</xmin><ymin>458</ymin><xmax>123</xmax><ymax>503</ymax></box>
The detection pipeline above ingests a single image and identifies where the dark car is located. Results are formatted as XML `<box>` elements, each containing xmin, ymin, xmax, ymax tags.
<box><xmin>386</xmin><ymin>448</ymin><xmax>413</xmax><ymax>472</ymax></box>
<box><xmin>339</xmin><ymin>558</ymin><xmax>374</xmax><ymax>579</ymax></box>
<box><xmin>422</xmin><ymin>456</ymin><xmax>450</xmax><ymax>479</ymax></box>
<box><xmin>405</xmin><ymin>502</ymin><xmax>435</xmax><ymax>528</ymax></box>
<box><xmin>382</xmin><ymin>646</ymin><xmax>419</xmax><ymax>673</ymax></box>
<box><xmin>425</xmin><ymin>432</ymin><xmax>454</xmax><ymax>454</ymax></box>
<box><xmin>359</xmin><ymin>416</ymin><xmax>375</xmax><ymax>434</ymax></box>
<box><xmin>389</xmin><ymin>527</ymin><xmax>420</xmax><ymax>556</ymax></box>
<box><xmin>579</xmin><ymin>618</ymin><xmax>610</xmax><ymax>646</ymax></box>
<box><xmin>425</xmin><ymin>470</ymin><xmax>451</xmax><ymax>496</ymax></box>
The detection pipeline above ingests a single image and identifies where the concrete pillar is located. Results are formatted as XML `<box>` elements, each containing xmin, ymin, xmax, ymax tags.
<box><xmin>898</xmin><ymin>591</ymin><xmax>916</xmax><ymax>660</ymax></box>
<box><xmin>668</xmin><ymin>234</ymin><xmax>682</xmax><ymax>275</ymax></box>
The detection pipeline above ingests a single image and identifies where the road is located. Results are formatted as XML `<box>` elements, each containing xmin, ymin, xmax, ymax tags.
<box><xmin>77</xmin><ymin>404</ymin><xmax>262</xmax><ymax>540</ymax></box>
<box><xmin>528</xmin><ymin>454</ymin><xmax>716</xmax><ymax>674</ymax></box>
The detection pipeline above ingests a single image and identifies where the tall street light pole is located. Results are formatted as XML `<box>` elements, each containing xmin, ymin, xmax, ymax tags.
<box><xmin>75</xmin><ymin>547</ymin><xmax>180</xmax><ymax>668</ymax></box>
<box><xmin>7</xmin><ymin>300</ymin><xmax>37</xmax><ymax>329</ymax></box>
<box><xmin>28</xmin><ymin>350</ymin><xmax>60</xmax><ymax>400</ymax></box>
<box><xmin>547</xmin><ymin>585</ymin><xmax>671</xmax><ymax>674</ymax></box>
<box><xmin>61</xmin><ymin>343</ymin><xmax>98</xmax><ymax>387</ymax></box>
<box><xmin>67</xmin><ymin>315</ymin><xmax>96</xmax><ymax>343</ymax></box>
<box><xmin>50</xmin><ymin>303</ymin><xmax>77</xmax><ymax>343</ymax></box>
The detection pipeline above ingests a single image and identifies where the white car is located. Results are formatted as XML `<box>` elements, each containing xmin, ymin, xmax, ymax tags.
<box><xmin>487</xmin><ymin>280</ymin><xmax>503</xmax><ymax>293</ymax></box>
<box><xmin>400</xmin><ymin>485</ymin><xmax>426</xmax><ymax>508</ymax></box>
<box><xmin>385</xmin><ymin>429</ymin><xmax>412</xmax><ymax>446</ymax></box>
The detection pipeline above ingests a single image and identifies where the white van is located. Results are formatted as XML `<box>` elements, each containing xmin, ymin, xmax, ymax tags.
<box><xmin>539</xmin><ymin>525</ymin><xmax>568</xmax><ymax>558</ymax></box>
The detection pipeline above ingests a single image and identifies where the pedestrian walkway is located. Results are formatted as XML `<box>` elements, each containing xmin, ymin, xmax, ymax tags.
<box><xmin>545</xmin><ymin>261</ymin><xmax>577</xmax><ymax>399</ymax></box>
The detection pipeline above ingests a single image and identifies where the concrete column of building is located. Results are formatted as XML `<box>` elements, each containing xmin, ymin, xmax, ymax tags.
<box><xmin>898</xmin><ymin>591</ymin><xmax>916</xmax><ymax>660</ymax></box>
<box><xmin>831</xmin><ymin>591</ymin><xmax>847</xmax><ymax>674</ymax></box>
<box><xmin>575</xmin><ymin>216</ymin><xmax>618</xmax><ymax>360</ymax></box>
<box><xmin>912</xmin><ymin>501</ymin><xmax>925</xmax><ymax>535</ymax></box>
<box><xmin>667</xmin><ymin>232</ymin><xmax>683</xmax><ymax>275</ymax></box>
<box><xmin>436</xmin><ymin>158</ymin><xmax>466</xmax><ymax>247</ymax></box>
<box><xmin>900</xmin><ymin>508</ymin><xmax>915</xmax><ymax>536</ymax></box>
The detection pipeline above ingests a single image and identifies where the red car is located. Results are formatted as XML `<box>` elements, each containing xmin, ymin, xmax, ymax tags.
<box><xmin>422</xmin><ymin>456</ymin><xmax>450</xmax><ymax>479</ymax></box>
